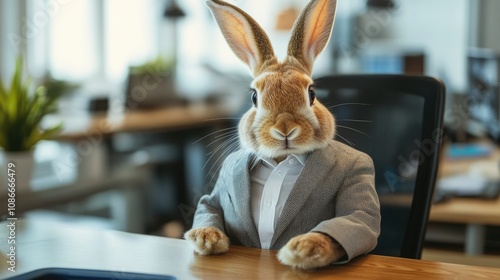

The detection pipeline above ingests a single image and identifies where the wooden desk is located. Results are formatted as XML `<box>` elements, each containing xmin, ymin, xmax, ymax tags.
<box><xmin>430</xmin><ymin>197</ymin><xmax>500</xmax><ymax>226</ymax></box>
<box><xmin>58</xmin><ymin>103</ymin><xmax>237</xmax><ymax>140</ymax></box>
<box><xmin>1</xmin><ymin>220</ymin><xmax>500</xmax><ymax>280</ymax></box>
<box><xmin>429</xmin><ymin>196</ymin><xmax>500</xmax><ymax>256</ymax></box>
<box><xmin>429</xmin><ymin>143</ymin><xmax>500</xmax><ymax>255</ymax></box>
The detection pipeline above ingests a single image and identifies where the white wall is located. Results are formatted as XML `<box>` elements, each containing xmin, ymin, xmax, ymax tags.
<box><xmin>478</xmin><ymin>0</ymin><xmax>500</xmax><ymax>52</ymax></box>
<box><xmin>384</xmin><ymin>0</ymin><xmax>470</xmax><ymax>92</ymax></box>
<box><xmin>0</xmin><ymin>0</ymin><xmax>25</xmax><ymax>83</ymax></box>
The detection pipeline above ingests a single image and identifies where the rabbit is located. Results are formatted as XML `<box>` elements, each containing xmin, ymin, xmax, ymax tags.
<box><xmin>184</xmin><ymin>0</ymin><xmax>381</xmax><ymax>270</ymax></box>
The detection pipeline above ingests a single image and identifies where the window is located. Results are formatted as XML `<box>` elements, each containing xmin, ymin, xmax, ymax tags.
<box><xmin>105</xmin><ymin>0</ymin><xmax>160</xmax><ymax>80</ymax></box>
<box><xmin>45</xmin><ymin>0</ymin><xmax>99</xmax><ymax>80</ymax></box>
<box><xmin>23</xmin><ymin>0</ymin><xmax>162</xmax><ymax>83</ymax></box>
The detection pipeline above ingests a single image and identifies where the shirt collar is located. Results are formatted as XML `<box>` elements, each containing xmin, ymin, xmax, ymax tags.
<box><xmin>251</xmin><ymin>153</ymin><xmax>309</xmax><ymax>170</ymax></box>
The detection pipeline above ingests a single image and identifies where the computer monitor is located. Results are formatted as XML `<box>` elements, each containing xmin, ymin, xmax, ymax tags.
<box><xmin>467</xmin><ymin>48</ymin><xmax>500</xmax><ymax>142</ymax></box>
<box><xmin>360</xmin><ymin>50</ymin><xmax>425</xmax><ymax>75</ymax></box>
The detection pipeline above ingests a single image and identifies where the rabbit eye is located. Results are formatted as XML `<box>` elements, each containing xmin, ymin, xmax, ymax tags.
<box><xmin>308</xmin><ymin>85</ymin><xmax>316</xmax><ymax>106</ymax></box>
<box><xmin>251</xmin><ymin>89</ymin><xmax>257</xmax><ymax>107</ymax></box>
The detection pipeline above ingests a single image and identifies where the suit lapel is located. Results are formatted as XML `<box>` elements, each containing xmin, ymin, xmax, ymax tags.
<box><xmin>270</xmin><ymin>141</ymin><xmax>337</xmax><ymax>247</ymax></box>
<box><xmin>231</xmin><ymin>152</ymin><xmax>261</xmax><ymax>247</ymax></box>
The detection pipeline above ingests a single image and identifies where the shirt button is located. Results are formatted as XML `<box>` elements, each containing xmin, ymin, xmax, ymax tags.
<box><xmin>278</xmin><ymin>171</ymin><xmax>282</xmax><ymax>176</ymax></box>
<box><xmin>289</xmin><ymin>159</ymin><xmax>295</xmax><ymax>165</ymax></box>
<box><xmin>267</xmin><ymin>201</ymin><xmax>272</xmax><ymax>206</ymax></box>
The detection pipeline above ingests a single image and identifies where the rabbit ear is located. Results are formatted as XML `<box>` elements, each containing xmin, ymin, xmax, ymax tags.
<box><xmin>287</xmin><ymin>0</ymin><xmax>338</xmax><ymax>73</ymax></box>
<box><xmin>206</xmin><ymin>0</ymin><xmax>276</xmax><ymax>76</ymax></box>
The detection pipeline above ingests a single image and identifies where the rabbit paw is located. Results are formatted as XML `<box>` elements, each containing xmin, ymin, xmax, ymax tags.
<box><xmin>184</xmin><ymin>227</ymin><xmax>229</xmax><ymax>255</ymax></box>
<box><xmin>277</xmin><ymin>232</ymin><xmax>339</xmax><ymax>269</ymax></box>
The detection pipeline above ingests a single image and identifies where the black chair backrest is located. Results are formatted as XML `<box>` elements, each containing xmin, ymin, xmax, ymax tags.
<box><xmin>315</xmin><ymin>75</ymin><xmax>445</xmax><ymax>259</ymax></box>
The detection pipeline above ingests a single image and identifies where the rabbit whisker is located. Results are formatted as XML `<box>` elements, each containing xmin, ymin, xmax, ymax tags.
<box><xmin>203</xmin><ymin>117</ymin><xmax>242</xmax><ymax>122</ymax></box>
<box><xmin>206</xmin><ymin>132</ymin><xmax>239</xmax><ymax>148</ymax></box>
<box><xmin>207</xmin><ymin>141</ymin><xmax>240</xmax><ymax>182</ymax></box>
<box><xmin>215</xmin><ymin>130</ymin><xmax>238</xmax><ymax>139</ymax></box>
<box><xmin>336</xmin><ymin>119</ymin><xmax>373</xmax><ymax>123</ymax></box>
<box><xmin>335</xmin><ymin>133</ymin><xmax>355</xmax><ymax>147</ymax></box>
<box><xmin>203</xmin><ymin>136</ymin><xmax>238</xmax><ymax>169</ymax></box>
<box><xmin>192</xmin><ymin>126</ymin><xmax>237</xmax><ymax>144</ymax></box>
<box><xmin>209</xmin><ymin>129</ymin><xmax>238</xmax><ymax>143</ymax></box>
<box><xmin>206</xmin><ymin>135</ymin><xmax>239</xmax><ymax>157</ymax></box>
<box><xmin>328</xmin><ymin>103</ymin><xmax>371</xmax><ymax>109</ymax></box>
<box><xmin>336</xmin><ymin>125</ymin><xmax>371</xmax><ymax>138</ymax></box>
<box><xmin>214</xmin><ymin>142</ymin><xmax>240</xmax><ymax>176</ymax></box>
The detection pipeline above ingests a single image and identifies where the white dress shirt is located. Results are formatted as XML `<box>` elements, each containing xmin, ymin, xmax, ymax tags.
<box><xmin>250</xmin><ymin>153</ymin><xmax>308</xmax><ymax>249</ymax></box>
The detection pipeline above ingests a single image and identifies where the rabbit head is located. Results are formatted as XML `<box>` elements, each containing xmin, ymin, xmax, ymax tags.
<box><xmin>206</xmin><ymin>0</ymin><xmax>338</xmax><ymax>160</ymax></box>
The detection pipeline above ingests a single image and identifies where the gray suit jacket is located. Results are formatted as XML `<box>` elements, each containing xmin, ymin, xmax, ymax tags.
<box><xmin>192</xmin><ymin>140</ymin><xmax>381</xmax><ymax>261</ymax></box>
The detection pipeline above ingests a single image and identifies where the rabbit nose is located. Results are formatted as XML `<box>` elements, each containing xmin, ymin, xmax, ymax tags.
<box><xmin>271</xmin><ymin>113</ymin><xmax>300</xmax><ymax>140</ymax></box>
<box><xmin>271</xmin><ymin>127</ymin><xmax>300</xmax><ymax>140</ymax></box>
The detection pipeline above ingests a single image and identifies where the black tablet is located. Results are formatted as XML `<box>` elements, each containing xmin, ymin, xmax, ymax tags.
<box><xmin>6</xmin><ymin>268</ymin><xmax>176</xmax><ymax>280</ymax></box>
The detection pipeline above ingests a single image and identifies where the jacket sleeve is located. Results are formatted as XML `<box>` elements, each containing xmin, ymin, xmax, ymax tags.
<box><xmin>191</xmin><ymin>158</ymin><xmax>231</xmax><ymax>233</ymax></box>
<box><xmin>311</xmin><ymin>152</ymin><xmax>381</xmax><ymax>261</ymax></box>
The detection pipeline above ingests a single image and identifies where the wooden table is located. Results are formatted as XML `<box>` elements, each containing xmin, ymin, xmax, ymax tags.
<box><xmin>430</xmin><ymin>196</ymin><xmax>500</xmax><ymax>225</ymax></box>
<box><xmin>429</xmin><ymin>196</ymin><xmax>500</xmax><ymax>255</ymax></box>
<box><xmin>429</xmin><ymin>143</ymin><xmax>500</xmax><ymax>255</ymax></box>
<box><xmin>1</xmin><ymin>220</ymin><xmax>500</xmax><ymax>280</ymax></box>
<box><xmin>57</xmin><ymin>103</ymin><xmax>238</xmax><ymax>140</ymax></box>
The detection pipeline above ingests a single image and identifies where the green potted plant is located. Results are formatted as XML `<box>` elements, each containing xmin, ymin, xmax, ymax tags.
<box><xmin>0</xmin><ymin>57</ymin><xmax>65</xmax><ymax>191</ymax></box>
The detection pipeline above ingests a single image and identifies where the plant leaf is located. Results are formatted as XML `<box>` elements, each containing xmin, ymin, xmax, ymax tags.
<box><xmin>0</xmin><ymin>56</ymin><xmax>65</xmax><ymax>151</ymax></box>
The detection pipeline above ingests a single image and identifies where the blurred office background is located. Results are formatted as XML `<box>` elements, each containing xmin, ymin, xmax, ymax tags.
<box><xmin>0</xmin><ymin>0</ymin><xmax>499</xmax><ymax>268</ymax></box>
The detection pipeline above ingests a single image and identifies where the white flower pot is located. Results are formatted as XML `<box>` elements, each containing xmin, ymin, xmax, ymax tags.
<box><xmin>0</xmin><ymin>150</ymin><xmax>35</xmax><ymax>193</ymax></box>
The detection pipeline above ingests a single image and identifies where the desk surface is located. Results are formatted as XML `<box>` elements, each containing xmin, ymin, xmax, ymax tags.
<box><xmin>429</xmin><ymin>196</ymin><xmax>500</xmax><ymax>225</ymax></box>
<box><xmin>58</xmin><ymin>103</ymin><xmax>238</xmax><ymax>140</ymax></box>
<box><xmin>429</xmin><ymin>143</ymin><xmax>500</xmax><ymax>225</ymax></box>
<box><xmin>1</xmin><ymin>220</ymin><xmax>500</xmax><ymax>280</ymax></box>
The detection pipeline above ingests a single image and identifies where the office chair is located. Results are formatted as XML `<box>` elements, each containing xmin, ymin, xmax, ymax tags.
<box><xmin>315</xmin><ymin>75</ymin><xmax>445</xmax><ymax>259</ymax></box>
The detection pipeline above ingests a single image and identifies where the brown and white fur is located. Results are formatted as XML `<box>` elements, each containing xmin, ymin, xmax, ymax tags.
<box><xmin>184</xmin><ymin>0</ymin><xmax>344</xmax><ymax>269</ymax></box>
